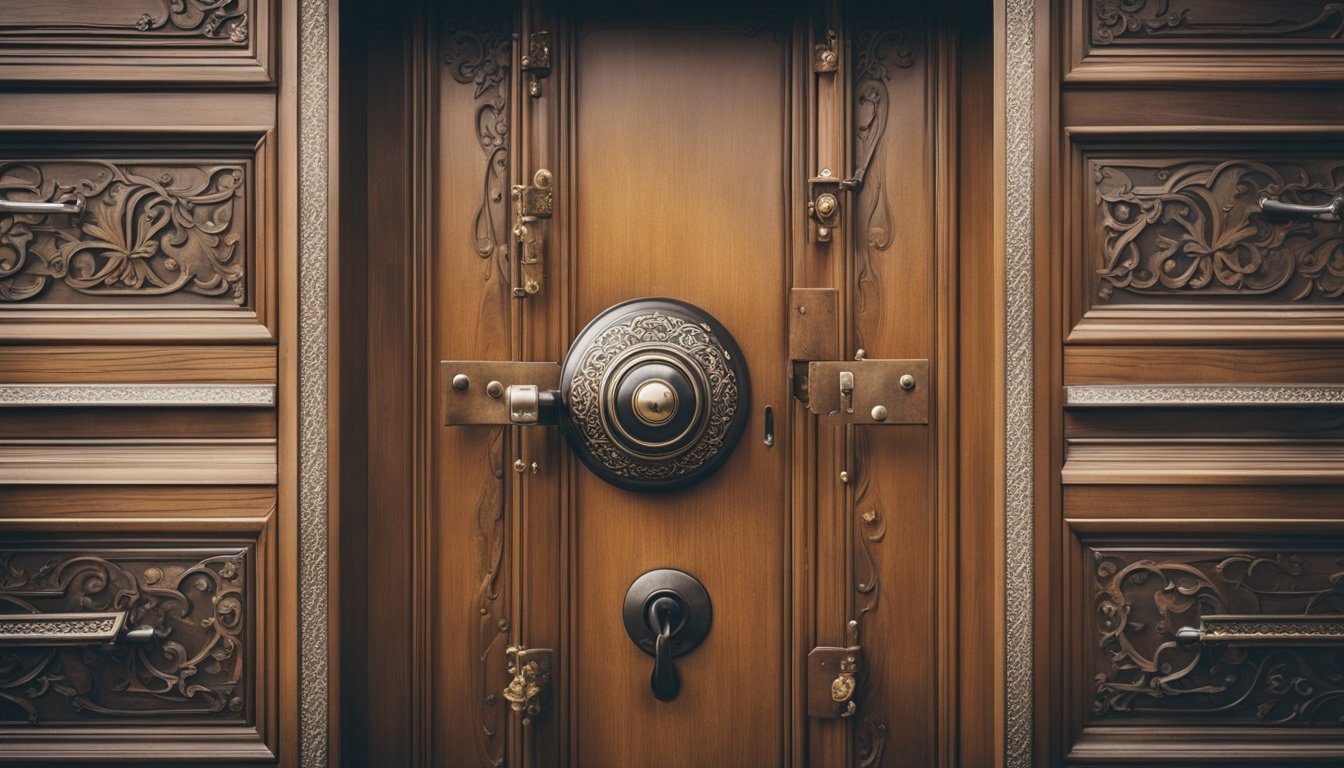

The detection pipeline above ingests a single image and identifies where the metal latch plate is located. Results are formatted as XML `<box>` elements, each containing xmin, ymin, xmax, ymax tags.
<box><xmin>807</xmin><ymin>645</ymin><xmax>861</xmax><ymax>718</ymax></box>
<box><xmin>789</xmin><ymin>288</ymin><xmax>839</xmax><ymax>362</ymax></box>
<box><xmin>441</xmin><ymin>361</ymin><xmax>559</xmax><ymax>425</ymax></box>
<box><xmin>805</xmin><ymin>359</ymin><xmax>929</xmax><ymax>425</ymax></box>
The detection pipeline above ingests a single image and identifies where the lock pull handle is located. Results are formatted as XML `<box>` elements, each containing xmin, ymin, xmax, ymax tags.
<box><xmin>647</xmin><ymin>596</ymin><xmax>683</xmax><ymax>702</ymax></box>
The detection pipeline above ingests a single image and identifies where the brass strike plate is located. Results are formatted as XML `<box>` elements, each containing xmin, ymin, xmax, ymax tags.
<box><xmin>789</xmin><ymin>288</ymin><xmax>839</xmax><ymax>362</ymax></box>
<box><xmin>805</xmin><ymin>359</ymin><xmax>929</xmax><ymax>425</ymax></box>
<box><xmin>807</xmin><ymin>645</ymin><xmax>861</xmax><ymax>718</ymax></box>
<box><xmin>441</xmin><ymin>361</ymin><xmax>559</xmax><ymax>425</ymax></box>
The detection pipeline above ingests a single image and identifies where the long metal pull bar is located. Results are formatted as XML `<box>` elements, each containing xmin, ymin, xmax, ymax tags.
<box><xmin>0</xmin><ymin>198</ymin><xmax>84</xmax><ymax>215</ymax></box>
<box><xmin>0</xmin><ymin>611</ymin><xmax>155</xmax><ymax>646</ymax></box>
<box><xmin>1176</xmin><ymin>614</ymin><xmax>1344</xmax><ymax>645</ymax></box>
<box><xmin>1260</xmin><ymin>196</ymin><xmax>1343</xmax><ymax>222</ymax></box>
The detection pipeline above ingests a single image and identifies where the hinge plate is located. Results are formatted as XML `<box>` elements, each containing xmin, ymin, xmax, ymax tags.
<box><xmin>801</xmin><ymin>358</ymin><xmax>929</xmax><ymax>425</ymax></box>
<box><xmin>441</xmin><ymin>361</ymin><xmax>559</xmax><ymax>425</ymax></box>
<box><xmin>789</xmin><ymin>288</ymin><xmax>839</xmax><ymax>362</ymax></box>
<box><xmin>807</xmin><ymin>645</ymin><xmax>861</xmax><ymax>718</ymax></box>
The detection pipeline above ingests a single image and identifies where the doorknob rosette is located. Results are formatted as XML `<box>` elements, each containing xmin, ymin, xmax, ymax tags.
<box><xmin>560</xmin><ymin>298</ymin><xmax>750</xmax><ymax>492</ymax></box>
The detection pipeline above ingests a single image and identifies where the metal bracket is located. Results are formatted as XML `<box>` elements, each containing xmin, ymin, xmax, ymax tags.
<box><xmin>441</xmin><ymin>361</ymin><xmax>560</xmax><ymax>425</ymax></box>
<box><xmin>807</xmin><ymin>644</ymin><xmax>861</xmax><ymax>718</ymax></box>
<box><xmin>807</xmin><ymin>172</ymin><xmax>842</xmax><ymax>243</ymax></box>
<box><xmin>511</xmin><ymin>168</ymin><xmax>553</xmax><ymax>297</ymax></box>
<box><xmin>504</xmin><ymin>645</ymin><xmax>553</xmax><ymax>725</ymax></box>
<box><xmin>795</xmin><ymin>355</ymin><xmax>929</xmax><ymax>425</ymax></box>
<box><xmin>520</xmin><ymin>31</ymin><xmax>551</xmax><ymax>98</ymax></box>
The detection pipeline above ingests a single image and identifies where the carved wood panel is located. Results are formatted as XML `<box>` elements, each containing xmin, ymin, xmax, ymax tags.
<box><xmin>0</xmin><ymin>0</ymin><xmax>271</xmax><ymax>83</ymax></box>
<box><xmin>1086</xmin><ymin>542</ymin><xmax>1344</xmax><ymax>727</ymax></box>
<box><xmin>1089</xmin><ymin>0</ymin><xmax>1344</xmax><ymax>47</ymax></box>
<box><xmin>0</xmin><ymin>545</ymin><xmax>250</xmax><ymax>725</ymax></box>
<box><xmin>0</xmin><ymin>159</ymin><xmax>250</xmax><ymax>306</ymax></box>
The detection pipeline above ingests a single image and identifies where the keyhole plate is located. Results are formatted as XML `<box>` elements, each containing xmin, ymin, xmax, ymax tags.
<box><xmin>622</xmin><ymin>568</ymin><xmax>713</xmax><ymax>659</ymax></box>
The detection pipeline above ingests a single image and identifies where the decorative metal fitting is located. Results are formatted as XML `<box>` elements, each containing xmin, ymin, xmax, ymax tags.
<box><xmin>503</xmin><ymin>645</ymin><xmax>553</xmax><ymax>725</ymax></box>
<box><xmin>814</xmin><ymin>30</ymin><xmax>838</xmax><ymax>73</ymax></box>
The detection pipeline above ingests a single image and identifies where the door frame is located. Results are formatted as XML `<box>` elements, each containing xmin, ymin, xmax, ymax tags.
<box><xmin>299</xmin><ymin>0</ymin><xmax>1043</xmax><ymax>765</ymax></box>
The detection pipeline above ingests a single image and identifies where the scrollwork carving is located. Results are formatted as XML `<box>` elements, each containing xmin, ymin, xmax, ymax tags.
<box><xmin>1093</xmin><ymin>0</ymin><xmax>1344</xmax><ymax>45</ymax></box>
<box><xmin>0</xmin><ymin>549</ymin><xmax>247</xmax><ymax>724</ymax></box>
<box><xmin>0</xmin><ymin>0</ymin><xmax>250</xmax><ymax>45</ymax></box>
<box><xmin>0</xmin><ymin>160</ymin><xmax>247</xmax><ymax>305</ymax></box>
<box><xmin>1091</xmin><ymin>546</ymin><xmax>1344</xmax><ymax>724</ymax></box>
<box><xmin>1093</xmin><ymin>158</ymin><xmax>1344</xmax><ymax>302</ymax></box>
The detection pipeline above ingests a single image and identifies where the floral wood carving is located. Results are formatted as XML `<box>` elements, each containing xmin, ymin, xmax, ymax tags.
<box><xmin>0</xmin><ymin>0</ymin><xmax>250</xmax><ymax>44</ymax></box>
<box><xmin>444</xmin><ymin>12</ymin><xmax>513</xmax><ymax>768</ymax></box>
<box><xmin>0</xmin><ymin>549</ymin><xmax>247</xmax><ymax>724</ymax></box>
<box><xmin>1091</xmin><ymin>546</ymin><xmax>1344</xmax><ymax>724</ymax></box>
<box><xmin>0</xmin><ymin>160</ymin><xmax>247</xmax><ymax>305</ymax></box>
<box><xmin>1093</xmin><ymin>158</ymin><xmax>1344</xmax><ymax>302</ymax></box>
<box><xmin>1093</xmin><ymin>0</ymin><xmax>1344</xmax><ymax>44</ymax></box>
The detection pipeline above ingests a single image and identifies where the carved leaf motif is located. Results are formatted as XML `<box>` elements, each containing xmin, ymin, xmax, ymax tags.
<box><xmin>1092</xmin><ymin>0</ymin><xmax>1344</xmax><ymax>44</ymax></box>
<box><xmin>0</xmin><ymin>161</ymin><xmax>247</xmax><ymax>305</ymax></box>
<box><xmin>0</xmin><ymin>550</ymin><xmax>247</xmax><ymax>724</ymax></box>
<box><xmin>1091</xmin><ymin>547</ymin><xmax>1344</xmax><ymax>724</ymax></box>
<box><xmin>1094</xmin><ymin>159</ymin><xmax>1344</xmax><ymax>302</ymax></box>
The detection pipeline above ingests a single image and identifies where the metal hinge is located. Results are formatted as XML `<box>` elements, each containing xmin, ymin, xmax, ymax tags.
<box><xmin>511</xmin><ymin>168</ymin><xmax>553</xmax><ymax>298</ymax></box>
<box><xmin>789</xmin><ymin>288</ymin><xmax>929</xmax><ymax>425</ymax></box>
<box><xmin>504</xmin><ymin>645</ymin><xmax>553</xmax><ymax>725</ymax></box>
<box><xmin>807</xmin><ymin>643</ymin><xmax>861</xmax><ymax>718</ymax></box>
<box><xmin>521</xmin><ymin>30</ymin><xmax>551</xmax><ymax>97</ymax></box>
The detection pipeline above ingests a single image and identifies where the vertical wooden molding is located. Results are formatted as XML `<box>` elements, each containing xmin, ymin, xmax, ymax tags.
<box><xmin>299</xmin><ymin>0</ymin><xmax>331</xmax><ymax>764</ymax></box>
<box><xmin>1003</xmin><ymin>0</ymin><xmax>1035</xmax><ymax>765</ymax></box>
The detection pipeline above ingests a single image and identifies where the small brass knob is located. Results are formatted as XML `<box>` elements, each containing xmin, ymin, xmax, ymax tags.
<box><xmin>899</xmin><ymin>374</ymin><xmax>916</xmax><ymax>391</ymax></box>
<box><xmin>452</xmin><ymin>374</ymin><xmax>470</xmax><ymax>391</ymax></box>
<box><xmin>487</xmin><ymin>381</ymin><xmax>505</xmax><ymax>399</ymax></box>
<box><xmin>815</xmin><ymin>193</ymin><xmax>838</xmax><ymax>216</ymax></box>
<box><xmin>632</xmin><ymin>379</ymin><xmax>678</xmax><ymax>425</ymax></box>
<box><xmin>871</xmin><ymin>405</ymin><xmax>888</xmax><ymax>422</ymax></box>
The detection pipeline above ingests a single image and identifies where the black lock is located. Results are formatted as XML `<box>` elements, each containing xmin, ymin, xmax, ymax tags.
<box><xmin>622</xmin><ymin>568</ymin><xmax>713</xmax><ymax>702</ymax></box>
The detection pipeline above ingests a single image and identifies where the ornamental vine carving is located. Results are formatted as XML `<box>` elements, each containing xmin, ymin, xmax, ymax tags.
<box><xmin>1093</xmin><ymin>0</ymin><xmax>1344</xmax><ymax>44</ymax></box>
<box><xmin>1092</xmin><ymin>546</ymin><xmax>1344</xmax><ymax>724</ymax></box>
<box><xmin>0</xmin><ymin>160</ymin><xmax>247</xmax><ymax>305</ymax></box>
<box><xmin>0</xmin><ymin>0</ymin><xmax>250</xmax><ymax>44</ymax></box>
<box><xmin>0</xmin><ymin>549</ymin><xmax>247</xmax><ymax>724</ymax></box>
<box><xmin>1094</xmin><ymin>159</ymin><xmax>1344</xmax><ymax>302</ymax></box>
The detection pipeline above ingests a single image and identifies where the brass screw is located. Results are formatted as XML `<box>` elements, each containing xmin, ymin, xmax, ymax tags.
<box><xmin>452</xmin><ymin>374</ymin><xmax>470</xmax><ymax>391</ymax></box>
<box><xmin>815</xmin><ymin>193</ymin><xmax>837</xmax><ymax>216</ymax></box>
<box><xmin>871</xmin><ymin>404</ymin><xmax>888</xmax><ymax>422</ymax></box>
<box><xmin>798</xmin><ymin>305</ymin><xmax>807</xmax><ymax>314</ymax></box>
<box><xmin>487</xmin><ymin>381</ymin><xmax>505</xmax><ymax>399</ymax></box>
<box><xmin>899</xmin><ymin>374</ymin><xmax>916</xmax><ymax>391</ymax></box>
<box><xmin>839</xmin><ymin>470</ymin><xmax>849</xmax><ymax>484</ymax></box>
<box><xmin>513</xmin><ymin>459</ymin><xmax>526</xmax><ymax>473</ymax></box>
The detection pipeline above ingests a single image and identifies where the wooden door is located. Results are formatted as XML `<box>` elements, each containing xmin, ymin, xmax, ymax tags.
<box><xmin>352</xmin><ymin>1</ymin><xmax>996</xmax><ymax>765</ymax></box>
<box><xmin>1040</xmin><ymin>1</ymin><xmax>1344</xmax><ymax>765</ymax></box>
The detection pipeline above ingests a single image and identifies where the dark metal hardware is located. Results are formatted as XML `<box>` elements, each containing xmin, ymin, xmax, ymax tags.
<box><xmin>795</xmin><ymin>355</ymin><xmax>929</xmax><ymax>425</ymax></box>
<box><xmin>623</xmin><ymin>568</ymin><xmax>712</xmax><ymax>703</ymax></box>
<box><xmin>814</xmin><ymin>29</ymin><xmax>838</xmax><ymax>73</ymax></box>
<box><xmin>520</xmin><ymin>31</ymin><xmax>551</xmax><ymax>98</ymax></box>
<box><xmin>1259</xmin><ymin>195</ymin><xmax>1343</xmax><ymax>222</ymax></box>
<box><xmin>807</xmin><ymin>644</ymin><xmax>861</xmax><ymax>718</ymax></box>
<box><xmin>763</xmin><ymin>404</ymin><xmax>774</xmax><ymax>447</ymax></box>
<box><xmin>441</xmin><ymin>361</ymin><xmax>560</xmax><ymax>425</ymax></box>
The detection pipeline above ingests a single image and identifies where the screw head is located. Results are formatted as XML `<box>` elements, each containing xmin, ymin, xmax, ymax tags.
<box><xmin>899</xmin><ymin>374</ymin><xmax>916</xmax><ymax>391</ymax></box>
<box><xmin>452</xmin><ymin>374</ymin><xmax>470</xmax><ymax>391</ymax></box>
<box><xmin>871</xmin><ymin>404</ymin><xmax>888</xmax><ymax>422</ymax></box>
<box><xmin>487</xmin><ymin>380</ymin><xmax>505</xmax><ymax>399</ymax></box>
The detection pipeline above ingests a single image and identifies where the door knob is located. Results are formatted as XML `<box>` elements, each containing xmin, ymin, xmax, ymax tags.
<box><xmin>623</xmin><ymin>568</ymin><xmax>712</xmax><ymax>702</ymax></box>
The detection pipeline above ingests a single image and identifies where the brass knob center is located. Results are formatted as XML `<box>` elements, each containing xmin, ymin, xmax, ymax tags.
<box><xmin>632</xmin><ymin>379</ymin><xmax>678</xmax><ymax>425</ymax></box>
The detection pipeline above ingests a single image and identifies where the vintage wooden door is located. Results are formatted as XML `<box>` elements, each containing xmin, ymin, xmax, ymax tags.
<box><xmin>354</xmin><ymin>1</ymin><xmax>994</xmax><ymax>765</ymax></box>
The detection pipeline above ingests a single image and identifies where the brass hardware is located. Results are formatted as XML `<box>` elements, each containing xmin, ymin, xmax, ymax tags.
<box><xmin>808</xmin><ymin>644</ymin><xmax>862</xmax><ymax>718</ymax></box>
<box><xmin>503</xmin><ymin>645</ymin><xmax>553</xmax><ymax>725</ymax></box>
<box><xmin>814</xmin><ymin>29</ymin><xmax>838</xmax><ymax>73</ymax></box>
<box><xmin>632</xmin><ymin>379</ymin><xmax>678</xmax><ymax>425</ymax></box>
<box><xmin>839</xmin><ymin>470</ymin><xmax>849</xmax><ymax>484</ymax></box>
<box><xmin>789</xmin><ymin>288</ymin><xmax>839</xmax><ymax>363</ymax></box>
<box><xmin>520</xmin><ymin>31</ymin><xmax>552</xmax><ymax>98</ymax></box>
<box><xmin>441</xmin><ymin>362</ymin><xmax>560</xmax><ymax>426</ymax></box>
<box><xmin>798</xmin><ymin>359</ymin><xmax>930</xmax><ymax>425</ymax></box>
<box><xmin>511</xmin><ymin>168</ymin><xmax>553</xmax><ymax>298</ymax></box>
<box><xmin>808</xmin><ymin>174</ymin><xmax>842</xmax><ymax>243</ymax></box>
<box><xmin>452</xmin><ymin>374</ymin><xmax>470</xmax><ymax>391</ymax></box>
<box><xmin>1176</xmin><ymin>614</ymin><xmax>1344</xmax><ymax>645</ymax></box>
<box><xmin>513</xmin><ymin>459</ymin><xmax>526</xmax><ymax>473</ymax></box>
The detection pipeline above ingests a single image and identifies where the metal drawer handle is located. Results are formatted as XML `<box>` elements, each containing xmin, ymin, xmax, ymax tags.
<box><xmin>1259</xmin><ymin>196</ymin><xmax>1343</xmax><ymax>222</ymax></box>
<box><xmin>0</xmin><ymin>611</ymin><xmax>155</xmax><ymax>646</ymax></box>
<box><xmin>1176</xmin><ymin>614</ymin><xmax>1344</xmax><ymax>645</ymax></box>
<box><xmin>0</xmin><ymin>197</ymin><xmax>84</xmax><ymax>215</ymax></box>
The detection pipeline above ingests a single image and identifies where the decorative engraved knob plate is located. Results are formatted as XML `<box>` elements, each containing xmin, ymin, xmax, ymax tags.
<box><xmin>560</xmin><ymin>298</ymin><xmax>750</xmax><ymax>492</ymax></box>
